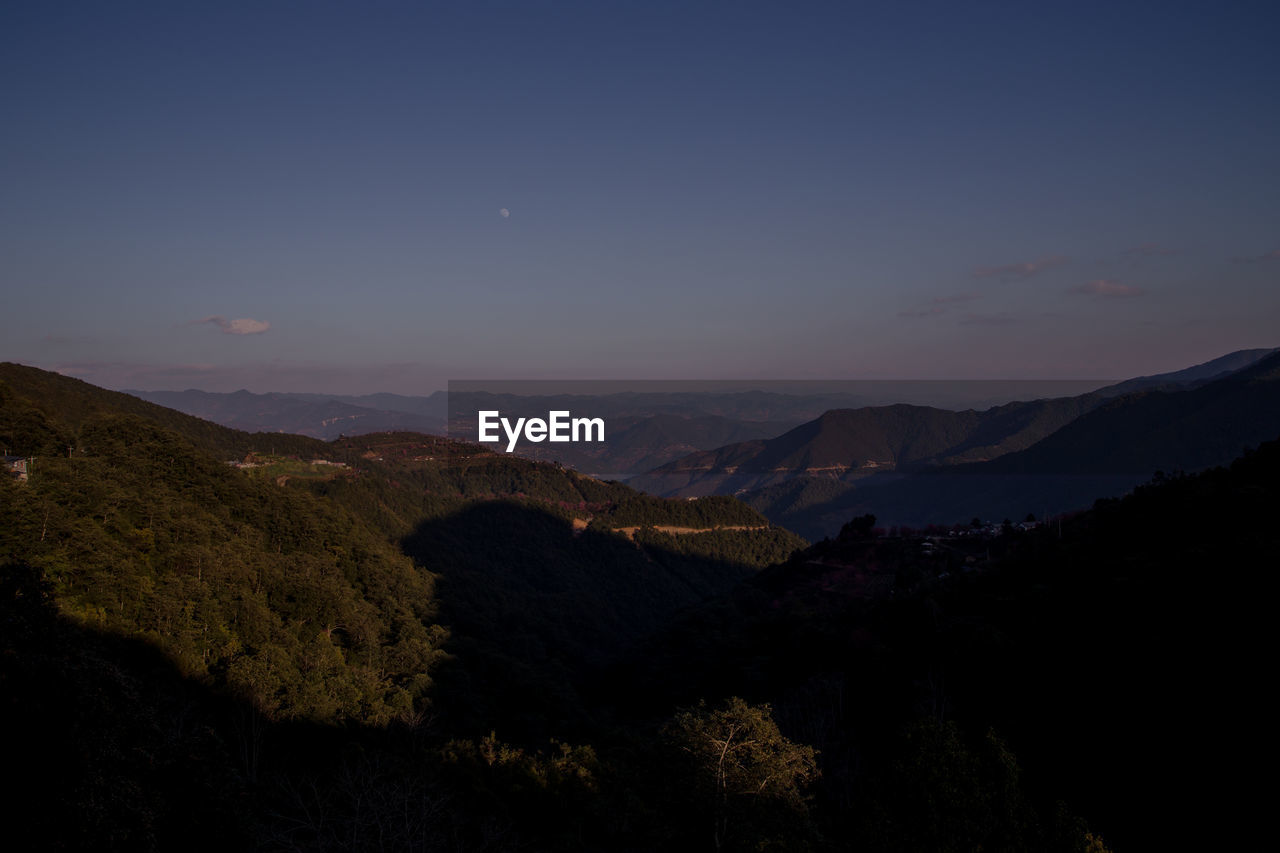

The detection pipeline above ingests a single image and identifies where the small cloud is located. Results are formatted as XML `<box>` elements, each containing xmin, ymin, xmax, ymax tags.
<box><xmin>959</xmin><ymin>312</ymin><xmax>1017</xmax><ymax>326</ymax></box>
<box><xmin>195</xmin><ymin>315</ymin><xmax>271</xmax><ymax>335</ymax></box>
<box><xmin>973</xmin><ymin>255</ymin><xmax>1067</xmax><ymax>280</ymax></box>
<box><xmin>1069</xmin><ymin>279</ymin><xmax>1145</xmax><ymax>298</ymax></box>
<box><xmin>499</xmin><ymin>208</ymin><xmax>510</xmax><ymax>218</ymax></box>
<box><xmin>897</xmin><ymin>306</ymin><xmax>944</xmax><ymax>318</ymax></box>
<box><xmin>1231</xmin><ymin>249</ymin><xmax>1280</xmax><ymax>264</ymax></box>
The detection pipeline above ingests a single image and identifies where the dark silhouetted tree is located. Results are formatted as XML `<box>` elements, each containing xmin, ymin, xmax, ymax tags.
<box><xmin>664</xmin><ymin>697</ymin><xmax>818</xmax><ymax>852</ymax></box>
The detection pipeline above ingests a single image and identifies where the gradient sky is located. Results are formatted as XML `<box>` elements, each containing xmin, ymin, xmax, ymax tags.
<box><xmin>3</xmin><ymin>1</ymin><xmax>1279</xmax><ymax>393</ymax></box>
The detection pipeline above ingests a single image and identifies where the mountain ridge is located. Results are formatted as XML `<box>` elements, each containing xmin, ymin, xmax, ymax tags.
<box><xmin>741</xmin><ymin>349</ymin><xmax>1280</xmax><ymax>536</ymax></box>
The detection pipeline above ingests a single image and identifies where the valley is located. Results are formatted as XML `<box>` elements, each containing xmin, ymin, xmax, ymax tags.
<box><xmin>3</xmin><ymin>355</ymin><xmax>1277</xmax><ymax>851</ymax></box>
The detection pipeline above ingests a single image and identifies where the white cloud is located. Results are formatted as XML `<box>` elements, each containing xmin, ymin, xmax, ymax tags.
<box><xmin>196</xmin><ymin>315</ymin><xmax>271</xmax><ymax>335</ymax></box>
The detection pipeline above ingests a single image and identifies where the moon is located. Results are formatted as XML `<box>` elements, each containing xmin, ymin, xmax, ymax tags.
<box><xmin>499</xmin><ymin>208</ymin><xmax>510</xmax><ymax>218</ymax></box>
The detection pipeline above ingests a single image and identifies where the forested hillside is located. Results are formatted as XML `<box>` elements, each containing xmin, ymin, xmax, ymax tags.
<box><xmin>0</xmin><ymin>362</ymin><xmax>333</xmax><ymax>461</ymax></box>
<box><xmin>0</xmin><ymin>366</ymin><xmax>817</xmax><ymax>851</ymax></box>
<box><xmin>7</xmin><ymin>364</ymin><xmax>1262</xmax><ymax>850</ymax></box>
<box><xmin>1</xmin><ymin>383</ymin><xmax>444</xmax><ymax>724</ymax></box>
<box><xmin>617</xmin><ymin>436</ymin><xmax>1280</xmax><ymax>851</ymax></box>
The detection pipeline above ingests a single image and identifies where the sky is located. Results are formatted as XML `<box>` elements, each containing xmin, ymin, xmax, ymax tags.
<box><xmin>3</xmin><ymin>0</ymin><xmax>1279</xmax><ymax>394</ymax></box>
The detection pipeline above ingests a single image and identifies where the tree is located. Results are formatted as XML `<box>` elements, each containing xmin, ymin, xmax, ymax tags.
<box><xmin>838</xmin><ymin>513</ymin><xmax>877</xmax><ymax>541</ymax></box>
<box><xmin>664</xmin><ymin>697</ymin><xmax>818</xmax><ymax>852</ymax></box>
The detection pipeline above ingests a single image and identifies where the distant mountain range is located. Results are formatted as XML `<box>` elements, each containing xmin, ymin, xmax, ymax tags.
<box><xmin>3</xmin><ymin>358</ymin><xmax>1273</xmax><ymax>850</ymax></box>
<box><xmin>631</xmin><ymin>348</ymin><xmax>1280</xmax><ymax>538</ymax></box>
<box><xmin>626</xmin><ymin>395</ymin><xmax>1105</xmax><ymax>496</ymax></box>
<box><xmin>1093</xmin><ymin>346</ymin><xmax>1277</xmax><ymax>396</ymax></box>
<box><xmin>126</xmin><ymin>382</ymin><xmax>1108</xmax><ymax>473</ymax></box>
<box><xmin>123</xmin><ymin>388</ymin><xmax>451</xmax><ymax>439</ymax></box>
<box><xmin>117</xmin><ymin>348</ymin><xmax>1280</xmax><ymax>539</ymax></box>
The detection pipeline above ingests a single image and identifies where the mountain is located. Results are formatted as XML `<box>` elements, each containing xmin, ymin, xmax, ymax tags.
<box><xmin>488</xmin><ymin>411</ymin><xmax>797</xmax><ymax>476</ymax></box>
<box><xmin>633</xmin><ymin>349</ymin><xmax>1279</xmax><ymax>504</ymax></box>
<box><xmin>972</xmin><ymin>348</ymin><xmax>1280</xmax><ymax>475</ymax></box>
<box><xmin>2</xmin><ymin>364</ymin><xmax>805</xmax><ymax>734</ymax></box>
<box><xmin>1094</xmin><ymin>346</ymin><xmax>1278</xmax><ymax>397</ymax></box>
<box><xmin>1</xmin><ymin>369</ymin><xmax>445</xmax><ymax>727</ymax></box>
<box><xmin>609</xmin><ymin>435</ymin><xmax>1280</xmax><ymax>851</ymax></box>
<box><xmin>742</xmin><ymin>349</ymin><xmax>1280</xmax><ymax>537</ymax></box>
<box><xmin>1</xmin><ymin>362</ymin><xmax>332</xmax><ymax>460</ymax></box>
<box><xmin>126</xmin><ymin>388</ymin><xmax>449</xmax><ymax>439</ymax></box>
<box><xmin>122</xmin><ymin>383</ymin><xmax>1111</xmax><ymax>477</ymax></box>
<box><xmin>629</xmin><ymin>395</ymin><xmax>1104</xmax><ymax>497</ymax></box>
<box><xmin>626</xmin><ymin>349</ymin><xmax>1280</xmax><ymax>537</ymax></box>
<box><xmin>1</xmin><ymin>364</ymin><xmax>831</xmax><ymax>850</ymax></box>
<box><xmin>7</xmin><ymin>359</ymin><xmax>1273</xmax><ymax>850</ymax></box>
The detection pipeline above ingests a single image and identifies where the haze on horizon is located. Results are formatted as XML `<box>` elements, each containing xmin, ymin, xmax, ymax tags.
<box><xmin>3</xmin><ymin>1</ymin><xmax>1279</xmax><ymax>396</ymax></box>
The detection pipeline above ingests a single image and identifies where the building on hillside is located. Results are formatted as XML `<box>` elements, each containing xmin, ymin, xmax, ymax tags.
<box><xmin>4</xmin><ymin>456</ymin><xmax>31</xmax><ymax>482</ymax></box>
